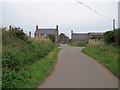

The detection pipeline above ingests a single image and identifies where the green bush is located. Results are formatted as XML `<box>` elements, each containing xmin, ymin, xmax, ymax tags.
<box><xmin>103</xmin><ymin>28</ymin><xmax>120</xmax><ymax>46</ymax></box>
<box><xmin>104</xmin><ymin>31</ymin><xmax>115</xmax><ymax>43</ymax></box>
<box><xmin>114</xmin><ymin>28</ymin><xmax>120</xmax><ymax>46</ymax></box>
<box><xmin>48</xmin><ymin>34</ymin><xmax>56</xmax><ymax>42</ymax></box>
<box><xmin>2</xmin><ymin>27</ymin><xmax>57</xmax><ymax>88</ymax></box>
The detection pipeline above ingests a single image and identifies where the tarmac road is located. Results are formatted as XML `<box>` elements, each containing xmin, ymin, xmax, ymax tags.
<box><xmin>39</xmin><ymin>44</ymin><xmax>118</xmax><ymax>88</ymax></box>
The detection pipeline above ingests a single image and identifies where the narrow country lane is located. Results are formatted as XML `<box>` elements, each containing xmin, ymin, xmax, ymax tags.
<box><xmin>39</xmin><ymin>44</ymin><xmax>118</xmax><ymax>88</ymax></box>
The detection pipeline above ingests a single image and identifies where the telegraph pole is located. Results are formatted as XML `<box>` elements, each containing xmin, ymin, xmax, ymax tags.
<box><xmin>113</xmin><ymin>19</ymin><xmax>115</xmax><ymax>30</ymax></box>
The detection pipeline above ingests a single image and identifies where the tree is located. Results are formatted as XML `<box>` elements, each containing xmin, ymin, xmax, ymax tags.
<box><xmin>103</xmin><ymin>28</ymin><xmax>120</xmax><ymax>46</ymax></box>
<box><xmin>104</xmin><ymin>31</ymin><xmax>115</xmax><ymax>44</ymax></box>
<box><xmin>48</xmin><ymin>34</ymin><xmax>55</xmax><ymax>42</ymax></box>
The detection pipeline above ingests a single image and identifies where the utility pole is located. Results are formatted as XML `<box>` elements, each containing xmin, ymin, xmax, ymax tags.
<box><xmin>113</xmin><ymin>19</ymin><xmax>115</xmax><ymax>30</ymax></box>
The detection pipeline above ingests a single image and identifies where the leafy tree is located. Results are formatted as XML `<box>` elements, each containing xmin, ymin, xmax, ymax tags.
<box><xmin>114</xmin><ymin>28</ymin><xmax>120</xmax><ymax>46</ymax></box>
<box><xmin>103</xmin><ymin>28</ymin><xmax>120</xmax><ymax>46</ymax></box>
<box><xmin>48</xmin><ymin>34</ymin><xmax>55</xmax><ymax>42</ymax></box>
<box><xmin>104</xmin><ymin>31</ymin><xmax>115</xmax><ymax>44</ymax></box>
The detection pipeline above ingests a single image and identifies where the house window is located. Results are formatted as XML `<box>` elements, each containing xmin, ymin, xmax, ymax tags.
<box><xmin>44</xmin><ymin>34</ymin><xmax>47</xmax><ymax>39</ymax></box>
<box><xmin>41</xmin><ymin>34</ymin><xmax>44</xmax><ymax>38</ymax></box>
<box><xmin>37</xmin><ymin>34</ymin><xmax>39</xmax><ymax>38</ymax></box>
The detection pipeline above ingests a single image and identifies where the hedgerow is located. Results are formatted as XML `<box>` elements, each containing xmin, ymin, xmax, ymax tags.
<box><xmin>2</xmin><ymin>27</ymin><xmax>57</xmax><ymax>88</ymax></box>
<box><xmin>103</xmin><ymin>28</ymin><xmax>120</xmax><ymax>46</ymax></box>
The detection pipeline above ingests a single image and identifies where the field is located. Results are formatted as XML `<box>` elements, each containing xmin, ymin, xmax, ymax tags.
<box><xmin>82</xmin><ymin>43</ymin><xmax>119</xmax><ymax>78</ymax></box>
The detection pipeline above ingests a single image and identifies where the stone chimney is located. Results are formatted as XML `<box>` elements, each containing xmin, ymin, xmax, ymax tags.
<box><xmin>36</xmin><ymin>25</ymin><xmax>38</xmax><ymax>30</ymax></box>
<box><xmin>9</xmin><ymin>25</ymin><xmax>12</xmax><ymax>30</ymax></box>
<box><xmin>56</xmin><ymin>25</ymin><xmax>58</xmax><ymax>35</ymax></box>
<box><xmin>71</xmin><ymin>30</ymin><xmax>73</xmax><ymax>34</ymax></box>
<box><xmin>56</xmin><ymin>25</ymin><xmax>58</xmax><ymax>30</ymax></box>
<box><xmin>71</xmin><ymin>30</ymin><xmax>73</xmax><ymax>38</ymax></box>
<box><xmin>29</xmin><ymin>31</ymin><xmax>31</xmax><ymax>37</ymax></box>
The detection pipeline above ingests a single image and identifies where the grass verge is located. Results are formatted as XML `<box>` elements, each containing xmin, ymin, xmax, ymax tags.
<box><xmin>4</xmin><ymin>47</ymin><xmax>59</xmax><ymax>88</ymax></box>
<box><xmin>82</xmin><ymin>44</ymin><xmax>119</xmax><ymax>78</ymax></box>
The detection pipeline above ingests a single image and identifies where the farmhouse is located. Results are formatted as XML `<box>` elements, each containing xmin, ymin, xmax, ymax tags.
<box><xmin>34</xmin><ymin>25</ymin><xmax>58</xmax><ymax>42</ymax></box>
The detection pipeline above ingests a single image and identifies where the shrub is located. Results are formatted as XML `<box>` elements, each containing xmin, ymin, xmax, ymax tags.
<box><xmin>114</xmin><ymin>28</ymin><xmax>120</xmax><ymax>46</ymax></box>
<box><xmin>103</xmin><ymin>28</ymin><xmax>120</xmax><ymax>46</ymax></box>
<box><xmin>104</xmin><ymin>31</ymin><xmax>115</xmax><ymax>44</ymax></box>
<box><xmin>48</xmin><ymin>35</ymin><xmax>56</xmax><ymax>42</ymax></box>
<box><xmin>2</xmin><ymin>27</ymin><xmax>57</xmax><ymax>88</ymax></box>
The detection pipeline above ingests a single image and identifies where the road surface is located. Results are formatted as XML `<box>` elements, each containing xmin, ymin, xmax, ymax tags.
<box><xmin>39</xmin><ymin>44</ymin><xmax>118</xmax><ymax>88</ymax></box>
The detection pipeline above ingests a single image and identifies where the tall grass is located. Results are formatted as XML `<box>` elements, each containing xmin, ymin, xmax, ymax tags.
<box><xmin>82</xmin><ymin>44</ymin><xmax>119</xmax><ymax>78</ymax></box>
<box><xmin>2</xmin><ymin>28</ymin><xmax>59</xmax><ymax>88</ymax></box>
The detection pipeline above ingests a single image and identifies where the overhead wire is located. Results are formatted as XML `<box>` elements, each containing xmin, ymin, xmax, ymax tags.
<box><xmin>75</xmin><ymin>0</ymin><xmax>116</xmax><ymax>22</ymax></box>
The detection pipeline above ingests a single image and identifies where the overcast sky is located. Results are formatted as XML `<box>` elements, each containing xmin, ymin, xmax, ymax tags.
<box><xmin>0</xmin><ymin>0</ymin><xmax>119</xmax><ymax>38</ymax></box>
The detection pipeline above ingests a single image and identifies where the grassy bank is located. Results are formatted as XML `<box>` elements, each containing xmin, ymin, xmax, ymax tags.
<box><xmin>82</xmin><ymin>44</ymin><xmax>119</xmax><ymax>78</ymax></box>
<box><xmin>4</xmin><ymin>47</ymin><xmax>59</xmax><ymax>88</ymax></box>
<box><xmin>2</xmin><ymin>27</ymin><xmax>59</xmax><ymax>88</ymax></box>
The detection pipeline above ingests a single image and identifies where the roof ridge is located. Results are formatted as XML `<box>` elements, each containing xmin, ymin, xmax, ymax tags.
<box><xmin>73</xmin><ymin>33</ymin><xmax>88</xmax><ymax>34</ymax></box>
<box><xmin>37</xmin><ymin>28</ymin><xmax>57</xmax><ymax>30</ymax></box>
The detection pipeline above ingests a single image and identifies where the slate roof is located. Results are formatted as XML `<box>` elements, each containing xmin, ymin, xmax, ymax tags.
<box><xmin>59</xmin><ymin>33</ymin><xmax>69</xmax><ymax>38</ymax></box>
<box><xmin>88</xmin><ymin>32</ymin><xmax>103</xmax><ymax>36</ymax></box>
<box><xmin>35</xmin><ymin>28</ymin><xmax>58</xmax><ymax>35</ymax></box>
<box><xmin>72</xmin><ymin>33</ymin><xmax>89</xmax><ymax>40</ymax></box>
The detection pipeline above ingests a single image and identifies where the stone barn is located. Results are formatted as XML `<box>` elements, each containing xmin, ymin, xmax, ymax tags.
<box><xmin>58</xmin><ymin>33</ymin><xmax>69</xmax><ymax>44</ymax></box>
<box><xmin>71</xmin><ymin>30</ymin><xmax>89</xmax><ymax>43</ymax></box>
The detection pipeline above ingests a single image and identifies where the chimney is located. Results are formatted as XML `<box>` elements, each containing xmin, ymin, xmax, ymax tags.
<box><xmin>56</xmin><ymin>25</ymin><xmax>58</xmax><ymax>30</ymax></box>
<box><xmin>71</xmin><ymin>30</ymin><xmax>73</xmax><ymax>34</ymax></box>
<box><xmin>9</xmin><ymin>25</ymin><xmax>12</xmax><ymax>30</ymax></box>
<box><xmin>21</xmin><ymin>29</ymin><xmax>23</xmax><ymax>32</ymax></box>
<box><xmin>29</xmin><ymin>31</ymin><xmax>31</xmax><ymax>37</ymax></box>
<box><xmin>71</xmin><ymin>30</ymin><xmax>73</xmax><ymax>38</ymax></box>
<box><xmin>36</xmin><ymin>25</ymin><xmax>38</xmax><ymax>30</ymax></box>
<box><xmin>56</xmin><ymin>25</ymin><xmax>58</xmax><ymax>35</ymax></box>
